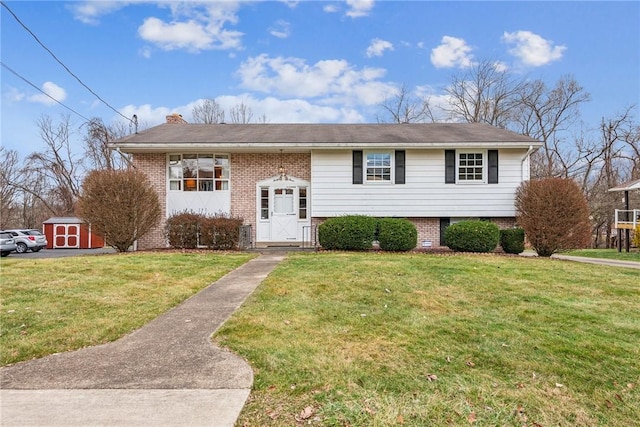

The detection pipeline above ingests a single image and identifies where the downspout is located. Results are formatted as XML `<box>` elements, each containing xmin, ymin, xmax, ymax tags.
<box><xmin>521</xmin><ymin>145</ymin><xmax>535</xmax><ymax>180</ymax></box>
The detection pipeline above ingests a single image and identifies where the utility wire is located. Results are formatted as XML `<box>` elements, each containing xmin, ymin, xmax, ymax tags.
<box><xmin>1</xmin><ymin>61</ymin><xmax>91</xmax><ymax>122</ymax></box>
<box><xmin>1</xmin><ymin>1</ymin><xmax>133</xmax><ymax>124</ymax></box>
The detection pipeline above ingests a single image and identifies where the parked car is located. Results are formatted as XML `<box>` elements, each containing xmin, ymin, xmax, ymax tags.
<box><xmin>0</xmin><ymin>231</ymin><xmax>17</xmax><ymax>257</ymax></box>
<box><xmin>5</xmin><ymin>229</ymin><xmax>48</xmax><ymax>253</ymax></box>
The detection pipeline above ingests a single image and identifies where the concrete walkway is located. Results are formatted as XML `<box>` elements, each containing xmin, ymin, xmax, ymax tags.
<box><xmin>551</xmin><ymin>254</ymin><xmax>640</xmax><ymax>269</ymax></box>
<box><xmin>0</xmin><ymin>252</ymin><xmax>286</xmax><ymax>427</ymax></box>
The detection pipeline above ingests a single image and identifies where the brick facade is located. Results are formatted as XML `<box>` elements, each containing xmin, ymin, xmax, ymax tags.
<box><xmin>133</xmin><ymin>153</ymin><xmax>167</xmax><ymax>249</ymax></box>
<box><xmin>232</xmin><ymin>153</ymin><xmax>311</xmax><ymax>245</ymax></box>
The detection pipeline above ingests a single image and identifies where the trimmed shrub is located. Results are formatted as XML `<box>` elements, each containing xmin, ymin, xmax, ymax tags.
<box><xmin>378</xmin><ymin>218</ymin><xmax>417</xmax><ymax>252</ymax></box>
<box><xmin>318</xmin><ymin>215</ymin><xmax>377</xmax><ymax>251</ymax></box>
<box><xmin>165</xmin><ymin>211</ymin><xmax>201</xmax><ymax>249</ymax></box>
<box><xmin>500</xmin><ymin>228</ymin><xmax>525</xmax><ymax>254</ymax></box>
<box><xmin>444</xmin><ymin>220</ymin><xmax>500</xmax><ymax>253</ymax></box>
<box><xmin>633</xmin><ymin>225</ymin><xmax>640</xmax><ymax>248</ymax></box>
<box><xmin>200</xmin><ymin>214</ymin><xmax>244</xmax><ymax>250</ymax></box>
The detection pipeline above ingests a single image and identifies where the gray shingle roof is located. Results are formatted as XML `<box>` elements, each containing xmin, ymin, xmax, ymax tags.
<box><xmin>112</xmin><ymin>122</ymin><xmax>542</xmax><ymax>153</ymax></box>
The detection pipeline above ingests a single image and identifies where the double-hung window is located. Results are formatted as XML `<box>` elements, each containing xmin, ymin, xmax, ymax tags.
<box><xmin>366</xmin><ymin>152</ymin><xmax>392</xmax><ymax>182</ymax></box>
<box><xmin>353</xmin><ymin>150</ymin><xmax>405</xmax><ymax>184</ymax></box>
<box><xmin>458</xmin><ymin>152</ymin><xmax>484</xmax><ymax>182</ymax></box>
<box><xmin>445</xmin><ymin>150</ymin><xmax>498</xmax><ymax>184</ymax></box>
<box><xmin>168</xmin><ymin>154</ymin><xmax>229</xmax><ymax>191</ymax></box>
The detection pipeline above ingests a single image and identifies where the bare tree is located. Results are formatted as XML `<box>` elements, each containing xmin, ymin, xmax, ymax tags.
<box><xmin>442</xmin><ymin>60</ymin><xmax>525</xmax><ymax>127</ymax></box>
<box><xmin>0</xmin><ymin>147</ymin><xmax>20</xmax><ymax>228</ymax></box>
<box><xmin>377</xmin><ymin>84</ymin><xmax>432</xmax><ymax>123</ymax></box>
<box><xmin>83</xmin><ymin>117</ymin><xmax>131</xmax><ymax>170</ymax></box>
<box><xmin>191</xmin><ymin>98</ymin><xmax>225</xmax><ymax>124</ymax></box>
<box><xmin>14</xmin><ymin>115</ymin><xmax>84</xmax><ymax>216</ymax></box>
<box><xmin>229</xmin><ymin>102</ymin><xmax>254</xmax><ymax>124</ymax></box>
<box><xmin>512</xmin><ymin>75</ymin><xmax>591</xmax><ymax>178</ymax></box>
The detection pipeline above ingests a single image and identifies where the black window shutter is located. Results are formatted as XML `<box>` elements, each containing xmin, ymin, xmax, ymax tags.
<box><xmin>440</xmin><ymin>218</ymin><xmax>450</xmax><ymax>246</ymax></box>
<box><xmin>395</xmin><ymin>150</ymin><xmax>405</xmax><ymax>184</ymax></box>
<box><xmin>445</xmin><ymin>150</ymin><xmax>455</xmax><ymax>184</ymax></box>
<box><xmin>488</xmin><ymin>150</ymin><xmax>499</xmax><ymax>184</ymax></box>
<box><xmin>353</xmin><ymin>150</ymin><xmax>363</xmax><ymax>184</ymax></box>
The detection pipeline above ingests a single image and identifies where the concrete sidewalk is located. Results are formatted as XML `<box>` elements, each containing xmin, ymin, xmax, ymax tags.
<box><xmin>551</xmin><ymin>254</ymin><xmax>640</xmax><ymax>269</ymax></box>
<box><xmin>0</xmin><ymin>252</ymin><xmax>286</xmax><ymax>427</ymax></box>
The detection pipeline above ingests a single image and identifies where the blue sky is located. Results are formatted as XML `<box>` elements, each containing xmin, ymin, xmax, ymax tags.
<box><xmin>1</xmin><ymin>1</ymin><xmax>639</xmax><ymax>157</ymax></box>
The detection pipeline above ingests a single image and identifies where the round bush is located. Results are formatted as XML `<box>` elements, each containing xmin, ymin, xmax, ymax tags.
<box><xmin>318</xmin><ymin>215</ymin><xmax>377</xmax><ymax>251</ymax></box>
<box><xmin>165</xmin><ymin>211</ymin><xmax>201</xmax><ymax>249</ymax></box>
<box><xmin>444</xmin><ymin>220</ymin><xmax>500</xmax><ymax>253</ymax></box>
<box><xmin>378</xmin><ymin>218</ymin><xmax>417</xmax><ymax>251</ymax></box>
<box><xmin>500</xmin><ymin>228</ymin><xmax>525</xmax><ymax>254</ymax></box>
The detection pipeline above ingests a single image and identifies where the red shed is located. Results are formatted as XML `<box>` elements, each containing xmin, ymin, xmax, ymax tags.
<box><xmin>43</xmin><ymin>217</ymin><xmax>105</xmax><ymax>249</ymax></box>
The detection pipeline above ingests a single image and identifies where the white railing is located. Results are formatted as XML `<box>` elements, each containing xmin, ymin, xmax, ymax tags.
<box><xmin>614</xmin><ymin>209</ymin><xmax>640</xmax><ymax>229</ymax></box>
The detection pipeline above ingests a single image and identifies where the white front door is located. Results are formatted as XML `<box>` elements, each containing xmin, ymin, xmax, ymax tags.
<box><xmin>256</xmin><ymin>175</ymin><xmax>311</xmax><ymax>244</ymax></box>
<box><xmin>271</xmin><ymin>187</ymin><xmax>297</xmax><ymax>241</ymax></box>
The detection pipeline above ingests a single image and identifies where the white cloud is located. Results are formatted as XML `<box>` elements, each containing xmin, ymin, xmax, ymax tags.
<box><xmin>346</xmin><ymin>0</ymin><xmax>375</xmax><ymax>18</ymax></box>
<box><xmin>431</xmin><ymin>36</ymin><xmax>474</xmax><ymax>69</ymax></box>
<box><xmin>69</xmin><ymin>1</ymin><xmax>131</xmax><ymax>25</ymax></box>
<box><xmin>366</xmin><ymin>38</ymin><xmax>394</xmax><ymax>58</ymax></box>
<box><xmin>28</xmin><ymin>82</ymin><xmax>67</xmax><ymax>106</ymax></box>
<box><xmin>269</xmin><ymin>20</ymin><xmax>291</xmax><ymax>39</ymax></box>
<box><xmin>502</xmin><ymin>30</ymin><xmax>566</xmax><ymax>66</ymax></box>
<box><xmin>4</xmin><ymin>87</ymin><xmax>25</xmax><ymax>103</ymax></box>
<box><xmin>120</xmin><ymin>95</ymin><xmax>366</xmax><ymax>127</ymax></box>
<box><xmin>236</xmin><ymin>54</ymin><xmax>395</xmax><ymax>106</ymax></box>
<box><xmin>138</xmin><ymin>3</ymin><xmax>243</xmax><ymax>52</ymax></box>
<box><xmin>323</xmin><ymin>4</ymin><xmax>339</xmax><ymax>13</ymax></box>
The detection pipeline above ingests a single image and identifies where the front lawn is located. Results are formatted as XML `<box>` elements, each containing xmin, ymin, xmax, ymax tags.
<box><xmin>0</xmin><ymin>251</ymin><xmax>255</xmax><ymax>365</ymax></box>
<box><xmin>216</xmin><ymin>252</ymin><xmax>639</xmax><ymax>426</ymax></box>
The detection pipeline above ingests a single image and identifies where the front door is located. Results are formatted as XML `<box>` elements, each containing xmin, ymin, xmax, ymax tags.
<box><xmin>256</xmin><ymin>175</ymin><xmax>310</xmax><ymax>244</ymax></box>
<box><xmin>271</xmin><ymin>187</ymin><xmax>297</xmax><ymax>241</ymax></box>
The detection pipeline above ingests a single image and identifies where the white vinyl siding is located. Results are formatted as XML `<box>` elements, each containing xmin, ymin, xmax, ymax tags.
<box><xmin>311</xmin><ymin>149</ymin><xmax>526</xmax><ymax>218</ymax></box>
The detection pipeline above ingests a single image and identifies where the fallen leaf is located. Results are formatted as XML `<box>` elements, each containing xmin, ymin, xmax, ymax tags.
<box><xmin>615</xmin><ymin>393</ymin><xmax>624</xmax><ymax>402</ymax></box>
<box><xmin>628</xmin><ymin>383</ymin><xmax>635</xmax><ymax>389</ymax></box>
<box><xmin>466</xmin><ymin>360</ymin><xmax>475</xmax><ymax>368</ymax></box>
<box><xmin>364</xmin><ymin>406</ymin><xmax>376</xmax><ymax>415</ymax></box>
<box><xmin>297</xmin><ymin>406</ymin><xmax>314</xmax><ymax>420</ymax></box>
<box><xmin>517</xmin><ymin>383</ymin><xmax>525</xmax><ymax>389</ymax></box>
<box><xmin>446</xmin><ymin>356</ymin><xmax>452</xmax><ymax>363</ymax></box>
<box><xmin>605</xmin><ymin>399</ymin><xmax>614</xmax><ymax>409</ymax></box>
<box><xmin>468</xmin><ymin>412</ymin><xmax>476</xmax><ymax>423</ymax></box>
<box><xmin>396</xmin><ymin>414</ymin><xmax>404</xmax><ymax>424</ymax></box>
<box><xmin>426</xmin><ymin>374</ymin><xmax>438</xmax><ymax>381</ymax></box>
<box><xmin>555</xmin><ymin>383</ymin><xmax>564</xmax><ymax>388</ymax></box>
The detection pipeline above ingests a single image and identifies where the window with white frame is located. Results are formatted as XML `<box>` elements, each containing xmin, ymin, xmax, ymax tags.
<box><xmin>168</xmin><ymin>154</ymin><xmax>229</xmax><ymax>191</ymax></box>
<box><xmin>458</xmin><ymin>152</ymin><xmax>484</xmax><ymax>182</ymax></box>
<box><xmin>366</xmin><ymin>152</ymin><xmax>392</xmax><ymax>182</ymax></box>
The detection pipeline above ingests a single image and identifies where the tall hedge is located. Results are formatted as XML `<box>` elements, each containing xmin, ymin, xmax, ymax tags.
<box><xmin>378</xmin><ymin>218</ymin><xmax>417</xmax><ymax>251</ymax></box>
<box><xmin>444</xmin><ymin>220</ymin><xmax>500</xmax><ymax>253</ymax></box>
<box><xmin>318</xmin><ymin>215</ymin><xmax>377</xmax><ymax>250</ymax></box>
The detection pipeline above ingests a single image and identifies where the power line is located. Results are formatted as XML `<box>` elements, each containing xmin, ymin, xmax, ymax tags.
<box><xmin>1</xmin><ymin>61</ymin><xmax>91</xmax><ymax>122</ymax></box>
<box><xmin>1</xmin><ymin>1</ymin><xmax>133</xmax><ymax>124</ymax></box>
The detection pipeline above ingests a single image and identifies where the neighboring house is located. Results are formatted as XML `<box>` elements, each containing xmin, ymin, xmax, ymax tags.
<box><xmin>111</xmin><ymin>114</ymin><xmax>542</xmax><ymax>250</ymax></box>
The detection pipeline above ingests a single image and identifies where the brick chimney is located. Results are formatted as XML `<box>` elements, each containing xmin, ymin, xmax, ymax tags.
<box><xmin>166</xmin><ymin>113</ymin><xmax>187</xmax><ymax>124</ymax></box>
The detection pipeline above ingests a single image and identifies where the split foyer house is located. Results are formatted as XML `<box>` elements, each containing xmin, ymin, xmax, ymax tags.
<box><xmin>112</xmin><ymin>114</ymin><xmax>542</xmax><ymax>250</ymax></box>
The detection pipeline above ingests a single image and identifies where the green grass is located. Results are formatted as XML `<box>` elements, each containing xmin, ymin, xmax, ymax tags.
<box><xmin>563</xmin><ymin>249</ymin><xmax>640</xmax><ymax>262</ymax></box>
<box><xmin>215</xmin><ymin>252</ymin><xmax>640</xmax><ymax>426</ymax></box>
<box><xmin>0</xmin><ymin>251</ymin><xmax>255</xmax><ymax>365</ymax></box>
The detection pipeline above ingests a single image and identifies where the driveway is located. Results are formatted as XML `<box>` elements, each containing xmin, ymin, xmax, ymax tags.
<box><xmin>5</xmin><ymin>247</ymin><xmax>116</xmax><ymax>259</ymax></box>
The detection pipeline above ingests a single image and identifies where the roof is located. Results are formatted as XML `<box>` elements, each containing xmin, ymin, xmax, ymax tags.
<box><xmin>111</xmin><ymin>122</ymin><xmax>542</xmax><ymax>153</ymax></box>
<box><xmin>608</xmin><ymin>178</ymin><xmax>640</xmax><ymax>192</ymax></box>
<box><xmin>43</xmin><ymin>217</ymin><xmax>85</xmax><ymax>224</ymax></box>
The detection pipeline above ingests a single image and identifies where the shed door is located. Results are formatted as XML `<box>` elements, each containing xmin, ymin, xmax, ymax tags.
<box><xmin>54</xmin><ymin>224</ymin><xmax>80</xmax><ymax>248</ymax></box>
